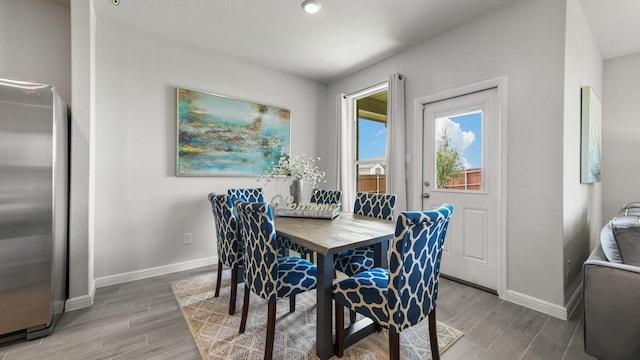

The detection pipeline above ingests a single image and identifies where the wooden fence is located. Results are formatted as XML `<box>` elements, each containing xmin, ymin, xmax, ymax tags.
<box><xmin>444</xmin><ymin>168</ymin><xmax>482</xmax><ymax>190</ymax></box>
<box><xmin>357</xmin><ymin>174</ymin><xmax>386</xmax><ymax>193</ymax></box>
<box><xmin>356</xmin><ymin>168</ymin><xmax>482</xmax><ymax>193</ymax></box>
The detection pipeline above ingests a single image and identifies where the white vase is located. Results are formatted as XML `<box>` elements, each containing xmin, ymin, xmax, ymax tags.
<box><xmin>289</xmin><ymin>179</ymin><xmax>303</xmax><ymax>205</ymax></box>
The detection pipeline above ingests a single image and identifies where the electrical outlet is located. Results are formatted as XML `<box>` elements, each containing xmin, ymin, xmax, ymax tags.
<box><xmin>566</xmin><ymin>260</ymin><xmax>572</xmax><ymax>278</ymax></box>
<box><xmin>183</xmin><ymin>233</ymin><xmax>193</xmax><ymax>245</ymax></box>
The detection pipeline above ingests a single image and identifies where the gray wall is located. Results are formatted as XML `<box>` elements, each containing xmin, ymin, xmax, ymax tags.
<box><xmin>0</xmin><ymin>0</ymin><xmax>71</xmax><ymax>102</ymax></box>
<box><xmin>93</xmin><ymin>17</ymin><xmax>327</xmax><ymax>278</ymax></box>
<box><xmin>324</xmin><ymin>0</ymin><xmax>570</xmax><ymax>309</ymax></box>
<box><xmin>602</xmin><ymin>53</ymin><xmax>640</xmax><ymax>221</ymax></box>
<box><xmin>68</xmin><ymin>0</ymin><xmax>94</xmax><ymax>305</ymax></box>
<box><xmin>0</xmin><ymin>0</ymin><xmax>96</xmax><ymax>303</ymax></box>
<box><xmin>562</xmin><ymin>0</ymin><xmax>603</xmax><ymax>305</ymax></box>
<box><xmin>4</xmin><ymin>0</ymin><xmax>620</xmax><ymax>317</ymax></box>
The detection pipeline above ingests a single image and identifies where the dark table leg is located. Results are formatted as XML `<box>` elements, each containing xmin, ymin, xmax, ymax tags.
<box><xmin>315</xmin><ymin>253</ymin><xmax>335</xmax><ymax>360</ymax></box>
<box><xmin>337</xmin><ymin>238</ymin><xmax>389</xmax><ymax>353</ymax></box>
<box><xmin>371</xmin><ymin>237</ymin><xmax>389</xmax><ymax>268</ymax></box>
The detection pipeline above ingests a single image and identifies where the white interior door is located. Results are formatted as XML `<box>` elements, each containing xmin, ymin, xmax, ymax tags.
<box><xmin>422</xmin><ymin>88</ymin><xmax>500</xmax><ymax>291</ymax></box>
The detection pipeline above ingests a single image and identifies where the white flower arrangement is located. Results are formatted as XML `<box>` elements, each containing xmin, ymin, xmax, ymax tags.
<box><xmin>261</xmin><ymin>151</ymin><xmax>326</xmax><ymax>189</ymax></box>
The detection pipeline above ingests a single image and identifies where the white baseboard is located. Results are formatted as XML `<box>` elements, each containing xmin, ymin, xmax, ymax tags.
<box><xmin>65</xmin><ymin>285</ymin><xmax>95</xmax><ymax>311</ymax></box>
<box><xmin>564</xmin><ymin>281</ymin><xmax>583</xmax><ymax>319</ymax></box>
<box><xmin>505</xmin><ymin>289</ymin><xmax>570</xmax><ymax>320</ymax></box>
<box><xmin>64</xmin><ymin>257</ymin><xmax>217</xmax><ymax>311</ymax></box>
<box><xmin>504</xmin><ymin>282</ymin><xmax>583</xmax><ymax>321</ymax></box>
<box><xmin>95</xmin><ymin>256</ymin><xmax>217</xmax><ymax>288</ymax></box>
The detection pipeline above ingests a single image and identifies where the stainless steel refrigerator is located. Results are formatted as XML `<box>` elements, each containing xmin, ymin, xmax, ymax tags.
<box><xmin>0</xmin><ymin>78</ymin><xmax>68</xmax><ymax>341</ymax></box>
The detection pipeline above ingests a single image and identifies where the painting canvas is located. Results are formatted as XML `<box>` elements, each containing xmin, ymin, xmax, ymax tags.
<box><xmin>581</xmin><ymin>86</ymin><xmax>602</xmax><ymax>183</ymax></box>
<box><xmin>176</xmin><ymin>88</ymin><xmax>290</xmax><ymax>176</ymax></box>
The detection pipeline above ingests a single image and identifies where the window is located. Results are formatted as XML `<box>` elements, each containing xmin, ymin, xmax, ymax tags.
<box><xmin>434</xmin><ymin>110</ymin><xmax>483</xmax><ymax>191</ymax></box>
<box><xmin>356</xmin><ymin>89</ymin><xmax>388</xmax><ymax>193</ymax></box>
<box><xmin>340</xmin><ymin>82</ymin><xmax>390</xmax><ymax>211</ymax></box>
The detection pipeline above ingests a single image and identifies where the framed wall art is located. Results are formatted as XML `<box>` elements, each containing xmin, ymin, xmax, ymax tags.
<box><xmin>581</xmin><ymin>86</ymin><xmax>602</xmax><ymax>183</ymax></box>
<box><xmin>176</xmin><ymin>88</ymin><xmax>290</xmax><ymax>176</ymax></box>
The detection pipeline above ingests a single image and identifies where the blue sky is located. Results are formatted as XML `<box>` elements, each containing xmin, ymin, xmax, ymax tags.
<box><xmin>358</xmin><ymin>119</ymin><xmax>386</xmax><ymax>159</ymax></box>
<box><xmin>449</xmin><ymin>112</ymin><xmax>482</xmax><ymax>168</ymax></box>
<box><xmin>359</xmin><ymin>111</ymin><xmax>482</xmax><ymax>168</ymax></box>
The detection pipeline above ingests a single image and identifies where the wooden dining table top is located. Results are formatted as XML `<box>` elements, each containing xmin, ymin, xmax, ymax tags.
<box><xmin>274</xmin><ymin>212</ymin><xmax>396</xmax><ymax>256</ymax></box>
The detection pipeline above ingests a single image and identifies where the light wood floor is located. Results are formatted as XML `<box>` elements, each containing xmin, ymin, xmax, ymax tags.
<box><xmin>0</xmin><ymin>265</ymin><xmax>597</xmax><ymax>360</ymax></box>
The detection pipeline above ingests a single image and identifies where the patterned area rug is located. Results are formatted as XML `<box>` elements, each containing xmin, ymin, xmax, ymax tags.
<box><xmin>171</xmin><ymin>272</ymin><xmax>463</xmax><ymax>360</ymax></box>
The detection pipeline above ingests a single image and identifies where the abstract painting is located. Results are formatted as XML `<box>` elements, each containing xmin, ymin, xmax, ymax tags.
<box><xmin>581</xmin><ymin>86</ymin><xmax>602</xmax><ymax>183</ymax></box>
<box><xmin>176</xmin><ymin>88</ymin><xmax>290</xmax><ymax>176</ymax></box>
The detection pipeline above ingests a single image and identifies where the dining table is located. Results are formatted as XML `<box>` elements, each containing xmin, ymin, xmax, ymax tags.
<box><xmin>274</xmin><ymin>212</ymin><xmax>396</xmax><ymax>360</ymax></box>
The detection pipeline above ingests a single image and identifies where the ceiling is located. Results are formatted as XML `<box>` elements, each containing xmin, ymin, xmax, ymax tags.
<box><xmin>52</xmin><ymin>0</ymin><xmax>640</xmax><ymax>82</ymax></box>
<box><xmin>580</xmin><ymin>0</ymin><xmax>640</xmax><ymax>60</ymax></box>
<box><xmin>92</xmin><ymin>0</ymin><xmax>518</xmax><ymax>83</ymax></box>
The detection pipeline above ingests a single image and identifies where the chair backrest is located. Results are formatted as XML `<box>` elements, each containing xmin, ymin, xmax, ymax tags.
<box><xmin>235</xmin><ymin>201</ymin><xmax>279</xmax><ymax>302</ymax></box>
<box><xmin>208</xmin><ymin>193</ymin><xmax>242</xmax><ymax>268</ymax></box>
<box><xmin>310</xmin><ymin>189</ymin><xmax>342</xmax><ymax>205</ymax></box>
<box><xmin>353</xmin><ymin>192</ymin><xmax>397</xmax><ymax>221</ymax></box>
<box><xmin>386</xmin><ymin>204</ymin><xmax>454</xmax><ymax>333</ymax></box>
<box><xmin>228</xmin><ymin>188</ymin><xmax>265</xmax><ymax>204</ymax></box>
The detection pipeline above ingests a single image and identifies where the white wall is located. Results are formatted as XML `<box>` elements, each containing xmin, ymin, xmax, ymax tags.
<box><xmin>0</xmin><ymin>0</ymin><xmax>96</xmax><ymax>304</ymax></box>
<box><xmin>6</xmin><ymin>0</ymin><xmax>610</xmax><ymax>316</ymax></box>
<box><xmin>68</xmin><ymin>0</ymin><xmax>95</xmax><ymax>307</ymax></box>
<box><xmin>602</xmin><ymin>53</ymin><xmax>640</xmax><ymax>221</ymax></box>
<box><xmin>324</xmin><ymin>0</ymin><xmax>569</xmax><ymax>308</ymax></box>
<box><xmin>562</xmin><ymin>0</ymin><xmax>603</xmax><ymax>305</ymax></box>
<box><xmin>93</xmin><ymin>17</ymin><xmax>326</xmax><ymax>278</ymax></box>
<box><xmin>0</xmin><ymin>0</ymin><xmax>71</xmax><ymax>102</ymax></box>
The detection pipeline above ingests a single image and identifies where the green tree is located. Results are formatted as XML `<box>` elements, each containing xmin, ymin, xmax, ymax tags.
<box><xmin>436</xmin><ymin>129</ymin><xmax>464</xmax><ymax>188</ymax></box>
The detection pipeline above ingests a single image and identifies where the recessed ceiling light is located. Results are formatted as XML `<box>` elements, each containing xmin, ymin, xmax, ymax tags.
<box><xmin>301</xmin><ymin>0</ymin><xmax>322</xmax><ymax>14</ymax></box>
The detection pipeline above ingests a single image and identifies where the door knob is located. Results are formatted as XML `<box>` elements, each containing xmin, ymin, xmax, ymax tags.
<box><xmin>422</xmin><ymin>192</ymin><xmax>430</xmax><ymax>198</ymax></box>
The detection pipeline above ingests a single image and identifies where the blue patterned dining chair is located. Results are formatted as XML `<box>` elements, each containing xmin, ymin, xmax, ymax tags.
<box><xmin>228</xmin><ymin>186</ymin><xmax>316</xmax><ymax>261</ymax></box>
<box><xmin>334</xmin><ymin>192</ymin><xmax>397</xmax><ymax>323</ymax></box>
<box><xmin>279</xmin><ymin>189</ymin><xmax>342</xmax><ymax>261</ymax></box>
<box><xmin>334</xmin><ymin>192</ymin><xmax>397</xmax><ymax>277</ymax></box>
<box><xmin>310</xmin><ymin>188</ymin><xmax>342</xmax><ymax>205</ymax></box>
<box><xmin>235</xmin><ymin>201</ymin><xmax>318</xmax><ymax>360</ymax></box>
<box><xmin>227</xmin><ymin>187</ymin><xmax>265</xmax><ymax>203</ymax></box>
<box><xmin>332</xmin><ymin>204</ymin><xmax>454</xmax><ymax>360</ymax></box>
<box><xmin>208</xmin><ymin>193</ymin><xmax>243</xmax><ymax>315</ymax></box>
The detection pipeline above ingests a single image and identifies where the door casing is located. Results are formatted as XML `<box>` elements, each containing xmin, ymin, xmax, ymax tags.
<box><xmin>412</xmin><ymin>76</ymin><xmax>508</xmax><ymax>298</ymax></box>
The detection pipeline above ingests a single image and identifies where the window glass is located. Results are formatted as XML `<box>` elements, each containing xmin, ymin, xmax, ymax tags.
<box><xmin>355</xmin><ymin>90</ymin><xmax>387</xmax><ymax>194</ymax></box>
<box><xmin>434</xmin><ymin>110</ymin><xmax>483</xmax><ymax>191</ymax></box>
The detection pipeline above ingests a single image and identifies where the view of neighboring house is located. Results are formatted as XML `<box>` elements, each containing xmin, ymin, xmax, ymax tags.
<box><xmin>358</xmin><ymin>162</ymin><xmax>385</xmax><ymax>175</ymax></box>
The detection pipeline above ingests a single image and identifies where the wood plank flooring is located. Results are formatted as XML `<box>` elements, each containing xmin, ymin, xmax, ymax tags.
<box><xmin>0</xmin><ymin>265</ymin><xmax>597</xmax><ymax>360</ymax></box>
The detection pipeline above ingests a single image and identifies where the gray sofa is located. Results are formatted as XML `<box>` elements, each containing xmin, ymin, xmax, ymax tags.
<box><xmin>583</xmin><ymin>202</ymin><xmax>640</xmax><ymax>360</ymax></box>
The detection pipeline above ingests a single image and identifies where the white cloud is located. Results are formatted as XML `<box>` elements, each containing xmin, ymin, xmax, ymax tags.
<box><xmin>435</xmin><ymin>116</ymin><xmax>475</xmax><ymax>168</ymax></box>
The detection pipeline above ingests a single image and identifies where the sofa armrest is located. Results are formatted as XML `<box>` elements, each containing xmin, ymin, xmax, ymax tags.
<box><xmin>583</xmin><ymin>246</ymin><xmax>640</xmax><ymax>360</ymax></box>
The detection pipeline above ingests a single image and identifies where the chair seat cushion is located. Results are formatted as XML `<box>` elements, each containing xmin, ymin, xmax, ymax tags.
<box><xmin>278</xmin><ymin>236</ymin><xmax>313</xmax><ymax>256</ymax></box>
<box><xmin>334</xmin><ymin>248</ymin><xmax>375</xmax><ymax>277</ymax></box>
<box><xmin>277</xmin><ymin>256</ymin><xmax>317</xmax><ymax>298</ymax></box>
<box><xmin>332</xmin><ymin>268</ymin><xmax>390</xmax><ymax>327</ymax></box>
